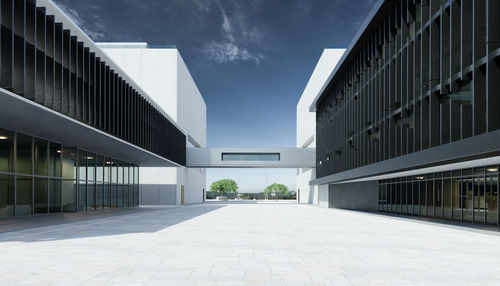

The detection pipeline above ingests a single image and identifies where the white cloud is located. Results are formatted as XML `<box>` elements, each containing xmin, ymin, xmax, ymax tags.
<box><xmin>55</xmin><ymin>2</ymin><xmax>106</xmax><ymax>41</ymax></box>
<box><xmin>203</xmin><ymin>0</ymin><xmax>264</xmax><ymax>64</ymax></box>
<box><xmin>204</xmin><ymin>42</ymin><xmax>263</xmax><ymax>64</ymax></box>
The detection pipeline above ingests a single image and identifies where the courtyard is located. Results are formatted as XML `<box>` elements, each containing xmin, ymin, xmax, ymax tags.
<box><xmin>0</xmin><ymin>202</ymin><xmax>500</xmax><ymax>285</ymax></box>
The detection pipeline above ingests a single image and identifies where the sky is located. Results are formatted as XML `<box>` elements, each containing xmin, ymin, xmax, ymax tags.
<box><xmin>53</xmin><ymin>0</ymin><xmax>375</xmax><ymax>193</ymax></box>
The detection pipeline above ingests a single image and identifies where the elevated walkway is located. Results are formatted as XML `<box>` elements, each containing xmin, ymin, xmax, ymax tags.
<box><xmin>186</xmin><ymin>148</ymin><xmax>315</xmax><ymax>168</ymax></box>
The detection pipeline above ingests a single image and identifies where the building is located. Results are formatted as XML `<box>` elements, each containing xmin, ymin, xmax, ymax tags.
<box><xmin>296</xmin><ymin>48</ymin><xmax>344</xmax><ymax>206</ymax></box>
<box><xmin>98</xmin><ymin>43</ymin><xmax>207</xmax><ymax>205</ymax></box>
<box><xmin>0</xmin><ymin>0</ymin><xmax>196</xmax><ymax>217</ymax></box>
<box><xmin>308</xmin><ymin>0</ymin><xmax>500</xmax><ymax>225</ymax></box>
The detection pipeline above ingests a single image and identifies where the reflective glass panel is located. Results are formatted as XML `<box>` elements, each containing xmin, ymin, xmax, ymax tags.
<box><xmin>78</xmin><ymin>150</ymin><xmax>87</xmax><ymax>181</ymax></box>
<box><xmin>473</xmin><ymin>167</ymin><xmax>485</xmax><ymax>223</ymax></box>
<box><xmin>452</xmin><ymin>175</ymin><xmax>462</xmax><ymax>221</ymax></box>
<box><xmin>221</xmin><ymin>153</ymin><xmax>280</xmax><ymax>161</ymax></box>
<box><xmin>87</xmin><ymin>181</ymin><xmax>95</xmax><ymax>209</ymax></box>
<box><xmin>426</xmin><ymin>180</ymin><xmax>433</xmax><ymax>217</ymax></box>
<box><xmin>34</xmin><ymin>178</ymin><xmax>48</xmax><ymax>214</ymax></box>
<box><xmin>62</xmin><ymin>148</ymin><xmax>77</xmax><ymax>180</ymax></box>
<box><xmin>16</xmin><ymin>133</ymin><xmax>32</xmax><ymax>175</ymax></box>
<box><xmin>0</xmin><ymin>174</ymin><xmax>15</xmax><ymax>217</ymax></box>
<box><xmin>0</xmin><ymin>128</ymin><xmax>14</xmax><ymax>173</ymax></box>
<box><xmin>78</xmin><ymin>180</ymin><xmax>86</xmax><ymax>211</ymax></box>
<box><xmin>49</xmin><ymin>179</ymin><xmax>62</xmax><ymax>213</ymax></box>
<box><xmin>443</xmin><ymin>178</ymin><xmax>452</xmax><ymax>219</ymax></box>
<box><xmin>48</xmin><ymin>143</ymin><xmax>62</xmax><ymax>177</ymax></box>
<box><xmin>96</xmin><ymin>182</ymin><xmax>103</xmax><ymax>209</ymax></box>
<box><xmin>62</xmin><ymin>180</ymin><xmax>77</xmax><ymax>212</ymax></box>
<box><xmin>434</xmin><ymin>179</ymin><xmax>442</xmax><ymax>219</ymax></box>
<box><xmin>34</xmin><ymin>139</ymin><xmax>48</xmax><ymax>176</ymax></box>
<box><xmin>486</xmin><ymin>170</ymin><xmax>498</xmax><ymax>225</ymax></box>
<box><xmin>463</xmin><ymin>176</ymin><xmax>473</xmax><ymax>222</ymax></box>
<box><xmin>16</xmin><ymin>176</ymin><xmax>33</xmax><ymax>216</ymax></box>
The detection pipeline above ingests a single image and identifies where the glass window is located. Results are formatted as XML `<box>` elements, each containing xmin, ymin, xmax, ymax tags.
<box><xmin>16</xmin><ymin>176</ymin><xmax>33</xmax><ymax>216</ymax></box>
<box><xmin>96</xmin><ymin>182</ymin><xmax>103</xmax><ymax>209</ymax></box>
<box><xmin>117</xmin><ymin>185</ymin><xmax>123</xmax><ymax>207</ymax></box>
<box><xmin>473</xmin><ymin>167</ymin><xmax>485</xmax><ymax>224</ymax></box>
<box><xmin>452</xmin><ymin>176</ymin><xmax>462</xmax><ymax>221</ymax></box>
<box><xmin>104</xmin><ymin>158</ymin><xmax>111</xmax><ymax>183</ymax></box>
<box><xmin>123</xmin><ymin>185</ymin><xmax>129</xmax><ymax>207</ymax></box>
<box><xmin>401</xmin><ymin>182</ymin><xmax>407</xmax><ymax>215</ymax></box>
<box><xmin>0</xmin><ymin>174</ymin><xmax>15</xmax><ymax>217</ymax></box>
<box><xmin>426</xmin><ymin>180</ymin><xmax>433</xmax><ymax>217</ymax></box>
<box><xmin>104</xmin><ymin>182</ymin><xmax>110</xmax><ymax>208</ymax></box>
<box><xmin>96</xmin><ymin>155</ymin><xmax>104</xmax><ymax>182</ymax></box>
<box><xmin>111</xmin><ymin>184</ymin><xmax>117</xmax><ymax>208</ymax></box>
<box><xmin>406</xmin><ymin>179</ymin><xmax>413</xmax><ymax>215</ymax></box>
<box><xmin>62</xmin><ymin>180</ymin><xmax>77</xmax><ymax>212</ymax></box>
<box><xmin>123</xmin><ymin>164</ymin><xmax>129</xmax><ymax>185</ymax></box>
<box><xmin>463</xmin><ymin>177</ymin><xmax>473</xmax><ymax>222</ymax></box>
<box><xmin>78</xmin><ymin>150</ymin><xmax>87</xmax><ymax>181</ymax></box>
<box><xmin>135</xmin><ymin>185</ymin><xmax>139</xmax><ymax>206</ymax></box>
<box><xmin>221</xmin><ymin>153</ymin><xmax>280</xmax><ymax>161</ymax></box>
<box><xmin>434</xmin><ymin>179</ymin><xmax>442</xmax><ymax>219</ymax></box>
<box><xmin>419</xmin><ymin>180</ymin><xmax>426</xmax><ymax>215</ymax></box>
<box><xmin>62</xmin><ymin>148</ymin><xmax>77</xmax><ymax>180</ymax></box>
<box><xmin>87</xmin><ymin>153</ymin><xmax>95</xmax><ymax>182</ymax></box>
<box><xmin>78</xmin><ymin>180</ymin><xmax>86</xmax><ymax>211</ymax></box>
<box><xmin>134</xmin><ymin>166</ymin><xmax>139</xmax><ymax>185</ymax></box>
<box><xmin>390</xmin><ymin>183</ymin><xmax>396</xmax><ymax>213</ymax></box>
<box><xmin>413</xmin><ymin>180</ymin><xmax>419</xmax><ymax>216</ymax></box>
<box><xmin>485</xmin><ymin>166</ymin><xmax>498</xmax><ymax>225</ymax></box>
<box><xmin>0</xmin><ymin>128</ymin><xmax>15</xmax><ymax>173</ymax></box>
<box><xmin>48</xmin><ymin>143</ymin><xmax>62</xmax><ymax>177</ymax></box>
<box><xmin>49</xmin><ymin>179</ymin><xmax>62</xmax><ymax>213</ymax></box>
<box><xmin>16</xmin><ymin>133</ymin><xmax>33</xmax><ymax>175</ymax></box>
<box><xmin>87</xmin><ymin>181</ymin><xmax>95</xmax><ymax>210</ymax></box>
<box><xmin>34</xmin><ymin>178</ymin><xmax>48</xmax><ymax>214</ymax></box>
<box><xmin>443</xmin><ymin>178</ymin><xmax>452</xmax><ymax>219</ymax></box>
<box><xmin>34</xmin><ymin>139</ymin><xmax>48</xmax><ymax>176</ymax></box>
<box><xmin>118</xmin><ymin>162</ymin><xmax>123</xmax><ymax>185</ymax></box>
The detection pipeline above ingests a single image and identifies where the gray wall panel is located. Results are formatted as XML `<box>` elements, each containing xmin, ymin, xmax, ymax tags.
<box><xmin>329</xmin><ymin>181</ymin><xmax>378</xmax><ymax>211</ymax></box>
<box><xmin>140</xmin><ymin>184</ymin><xmax>176</xmax><ymax>205</ymax></box>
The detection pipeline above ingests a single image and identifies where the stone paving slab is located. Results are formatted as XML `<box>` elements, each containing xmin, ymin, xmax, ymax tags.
<box><xmin>0</xmin><ymin>202</ymin><xmax>500</xmax><ymax>285</ymax></box>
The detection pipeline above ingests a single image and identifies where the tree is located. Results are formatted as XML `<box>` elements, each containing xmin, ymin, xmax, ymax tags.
<box><xmin>264</xmin><ymin>183</ymin><xmax>289</xmax><ymax>199</ymax></box>
<box><xmin>210</xmin><ymin>179</ymin><xmax>238</xmax><ymax>196</ymax></box>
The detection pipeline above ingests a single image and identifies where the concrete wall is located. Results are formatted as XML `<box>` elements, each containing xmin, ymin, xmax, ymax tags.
<box><xmin>328</xmin><ymin>181</ymin><xmax>378</xmax><ymax>211</ymax></box>
<box><xmin>100</xmin><ymin>43</ymin><xmax>207</xmax><ymax>205</ymax></box>
<box><xmin>297</xmin><ymin>168</ymin><xmax>317</xmax><ymax>204</ymax></box>
<box><xmin>296</xmin><ymin>49</ymin><xmax>345</xmax><ymax>205</ymax></box>
<box><xmin>140</xmin><ymin>184</ymin><xmax>177</xmax><ymax>205</ymax></box>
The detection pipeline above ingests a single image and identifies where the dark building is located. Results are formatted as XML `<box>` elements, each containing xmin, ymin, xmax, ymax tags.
<box><xmin>0</xmin><ymin>0</ymin><xmax>186</xmax><ymax>217</ymax></box>
<box><xmin>311</xmin><ymin>0</ymin><xmax>500</xmax><ymax>226</ymax></box>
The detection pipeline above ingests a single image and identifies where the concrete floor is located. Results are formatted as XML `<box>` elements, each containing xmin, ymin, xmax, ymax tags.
<box><xmin>0</xmin><ymin>202</ymin><xmax>500</xmax><ymax>286</ymax></box>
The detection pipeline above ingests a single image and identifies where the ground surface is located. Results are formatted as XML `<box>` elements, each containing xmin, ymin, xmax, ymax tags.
<box><xmin>1</xmin><ymin>202</ymin><xmax>500</xmax><ymax>286</ymax></box>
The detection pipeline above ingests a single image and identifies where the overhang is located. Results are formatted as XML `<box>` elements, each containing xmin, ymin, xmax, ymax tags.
<box><xmin>0</xmin><ymin>88</ymin><xmax>181</xmax><ymax>167</ymax></box>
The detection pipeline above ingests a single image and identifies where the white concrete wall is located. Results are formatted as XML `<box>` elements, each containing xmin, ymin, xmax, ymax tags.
<box><xmin>99</xmin><ymin>43</ymin><xmax>206</xmax><ymax>205</ymax></box>
<box><xmin>296</xmin><ymin>49</ymin><xmax>344</xmax><ymax>205</ymax></box>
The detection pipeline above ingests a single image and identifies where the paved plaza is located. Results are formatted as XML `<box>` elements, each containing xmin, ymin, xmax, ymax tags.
<box><xmin>1</xmin><ymin>202</ymin><xmax>500</xmax><ymax>285</ymax></box>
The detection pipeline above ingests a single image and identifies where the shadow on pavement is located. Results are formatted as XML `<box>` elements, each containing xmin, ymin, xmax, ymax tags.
<box><xmin>0</xmin><ymin>204</ymin><xmax>225</xmax><ymax>242</ymax></box>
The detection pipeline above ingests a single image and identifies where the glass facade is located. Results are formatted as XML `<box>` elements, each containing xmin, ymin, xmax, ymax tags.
<box><xmin>378</xmin><ymin>165</ymin><xmax>499</xmax><ymax>226</ymax></box>
<box><xmin>0</xmin><ymin>127</ymin><xmax>139</xmax><ymax>217</ymax></box>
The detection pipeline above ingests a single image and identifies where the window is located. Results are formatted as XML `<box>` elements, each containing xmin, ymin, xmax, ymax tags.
<box><xmin>221</xmin><ymin>153</ymin><xmax>280</xmax><ymax>161</ymax></box>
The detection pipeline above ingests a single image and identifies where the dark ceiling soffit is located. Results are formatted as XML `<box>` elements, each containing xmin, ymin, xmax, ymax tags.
<box><xmin>0</xmin><ymin>89</ymin><xmax>181</xmax><ymax>167</ymax></box>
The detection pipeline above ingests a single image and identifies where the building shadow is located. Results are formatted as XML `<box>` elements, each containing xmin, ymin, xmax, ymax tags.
<box><xmin>0</xmin><ymin>204</ymin><xmax>225</xmax><ymax>242</ymax></box>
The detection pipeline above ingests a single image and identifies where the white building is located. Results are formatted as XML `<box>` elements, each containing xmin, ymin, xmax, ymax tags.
<box><xmin>296</xmin><ymin>48</ymin><xmax>344</xmax><ymax>207</ymax></box>
<box><xmin>98</xmin><ymin>43</ymin><xmax>207</xmax><ymax>205</ymax></box>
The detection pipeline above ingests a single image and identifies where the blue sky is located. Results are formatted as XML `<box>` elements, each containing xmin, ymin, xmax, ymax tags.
<box><xmin>54</xmin><ymin>0</ymin><xmax>375</xmax><ymax>193</ymax></box>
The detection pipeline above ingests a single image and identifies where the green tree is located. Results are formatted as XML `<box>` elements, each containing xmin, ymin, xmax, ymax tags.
<box><xmin>210</xmin><ymin>179</ymin><xmax>238</xmax><ymax>197</ymax></box>
<box><xmin>264</xmin><ymin>183</ymin><xmax>289</xmax><ymax>199</ymax></box>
